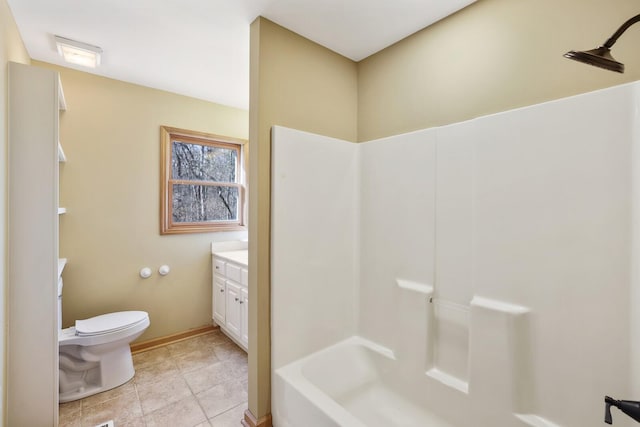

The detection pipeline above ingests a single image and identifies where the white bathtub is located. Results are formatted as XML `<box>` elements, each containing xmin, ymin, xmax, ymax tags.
<box><xmin>273</xmin><ymin>336</ymin><xmax>454</xmax><ymax>427</ymax></box>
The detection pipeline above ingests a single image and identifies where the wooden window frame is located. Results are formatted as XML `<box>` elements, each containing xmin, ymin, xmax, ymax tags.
<box><xmin>160</xmin><ymin>126</ymin><xmax>247</xmax><ymax>235</ymax></box>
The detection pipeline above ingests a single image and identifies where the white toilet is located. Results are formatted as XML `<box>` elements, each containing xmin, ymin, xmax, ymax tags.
<box><xmin>58</xmin><ymin>277</ymin><xmax>150</xmax><ymax>403</ymax></box>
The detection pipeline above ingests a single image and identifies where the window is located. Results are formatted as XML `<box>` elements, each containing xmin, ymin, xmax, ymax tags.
<box><xmin>160</xmin><ymin>126</ymin><xmax>246</xmax><ymax>234</ymax></box>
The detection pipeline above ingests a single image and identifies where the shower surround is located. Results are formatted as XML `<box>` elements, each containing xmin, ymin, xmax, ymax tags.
<box><xmin>271</xmin><ymin>81</ymin><xmax>640</xmax><ymax>427</ymax></box>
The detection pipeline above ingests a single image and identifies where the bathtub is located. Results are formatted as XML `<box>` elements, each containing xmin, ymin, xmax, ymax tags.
<box><xmin>273</xmin><ymin>336</ymin><xmax>454</xmax><ymax>427</ymax></box>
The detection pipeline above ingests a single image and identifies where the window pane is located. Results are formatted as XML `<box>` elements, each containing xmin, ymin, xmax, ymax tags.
<box><xmin>171</xmin><ymin>141</ymin><xmax>237</xmax><ymax>182</ymax></box>
<box><xmin>172</xmin><ymin>184</ymin><xmax>239</xmax><ymax>223</ymax></box>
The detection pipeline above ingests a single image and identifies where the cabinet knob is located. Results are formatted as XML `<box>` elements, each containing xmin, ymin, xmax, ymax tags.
<box><xmin>235</xmin><ymin>297</ymin><xmax>239</xmax><ymax>301</ymax></box>
<box><xmin>220</xmin><ymin>289</ymin><xmax>224</xmax><ymax>293</ymax></box>
<box><xmin>239</xmin><ymin>300</ymin><xmax>244</xmax><ymax>304</ymax></box>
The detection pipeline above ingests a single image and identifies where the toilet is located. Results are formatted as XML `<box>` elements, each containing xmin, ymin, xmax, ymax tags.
<box><xmin>58</xmin><ymin>277</ymin><xmax>150</xmax><ymax>403</ymax></box>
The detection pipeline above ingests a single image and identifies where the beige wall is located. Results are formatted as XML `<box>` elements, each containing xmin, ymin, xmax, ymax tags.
<box><xmin>248</xmin><ymin>17</ymin><xmax>357</xmax><ymax>420</ymax></box>
<box><xmin>35</xmin><ymin>62</ymin><xmax>248</xmax><ymax>342</ymax></box>
<box><xmin>1</xmin><ymin>0</ymin><xmax>30</xmax><ymax>423</ymax></box>
<box><xmin>358</xmin><ymin>0</ymin><xmax>640</xmax><ymax>141</ymax></box>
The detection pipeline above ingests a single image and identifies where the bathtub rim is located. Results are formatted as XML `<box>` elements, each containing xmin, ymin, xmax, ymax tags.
<box><xmin>273</xmin><ymin>335</ymin><xmax>396</xmax><ymax>427</ymax></box>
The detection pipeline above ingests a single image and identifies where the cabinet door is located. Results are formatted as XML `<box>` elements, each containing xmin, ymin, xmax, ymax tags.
<box><xmin>213</xmin><ymin>258</ymin><xmax>226</xmax><ymax>276</ymax></box>
<box><xmin>241</xmin><ymin>287</ymin><xmax>249</xmax><ymax>349</ymax></box>
<box><xmin>213</xmin><ymin>277</ymin><xmax>226</xmax><ymax>325</ymax></box>
<box><xmin>225</xmin><ymin>281</ymin><xmax>242</xmax><ymax>338</ymax></box>
<box><xmin>226</xmin><ymin>262</ymin><xmax>242</xmax><ymax>283</ymax></box>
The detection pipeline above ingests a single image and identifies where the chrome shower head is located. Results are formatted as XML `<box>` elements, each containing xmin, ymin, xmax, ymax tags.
<box><xmin>565</xmin><ymin>13</ymin><xmax>640</xmax><ymax>73</ymax></box>
<box><xmin>563</xmin><ymin>46</ymin><xmax>624</xmax><ymax>73</ymax></box>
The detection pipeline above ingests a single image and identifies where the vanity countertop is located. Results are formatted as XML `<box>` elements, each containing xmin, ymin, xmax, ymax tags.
<box><xmin>213</xmin><ymin>250</ymin><xmax>248</xmax><ymax>267</ymax></box>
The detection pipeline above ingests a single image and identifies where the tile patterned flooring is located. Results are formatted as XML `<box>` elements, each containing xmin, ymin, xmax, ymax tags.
<box><xmin>59</xmin><ymin>329</ymin><xmax>248</xmax><ymax>427</ymax></box>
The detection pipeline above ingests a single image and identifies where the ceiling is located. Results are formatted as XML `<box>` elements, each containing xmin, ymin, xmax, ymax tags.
<box><xmin>7</xmin><ymin>0</ymin><xmax>476</xmax><ymax>110</ymax></box>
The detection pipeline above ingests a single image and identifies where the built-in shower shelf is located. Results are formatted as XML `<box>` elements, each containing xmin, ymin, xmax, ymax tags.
<box><xmin>470</xmin><ymin>296</ymin><xmax>529</xmax><ymax>315</ymax></box>
<box><xmin>515</xmin><ymin>414</ymin><xmax>562</xmax><ymax>427</ymax></box>
<box><xmin>425</xmin><ymin>368</ymin><xmax>469</xmax><ymax>394</ymax></box>
<box><xmin>395</xmin><ymin>279</ymin><xmax>433</xmax><ymax>295</ymax></box>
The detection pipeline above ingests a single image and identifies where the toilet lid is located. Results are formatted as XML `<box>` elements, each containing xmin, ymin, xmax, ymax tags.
<box><xmin>75</xmin><ymin>311</ymin><xmax>148</xmax><ymax>336</ymax></box>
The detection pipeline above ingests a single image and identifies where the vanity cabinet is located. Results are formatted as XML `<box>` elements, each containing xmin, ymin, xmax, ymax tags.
<box><xmin>241</xmin><ymin>288</ymin><xmax>249</xmax><ymax>344</ymax></box>
<box><xmin>213</xmin><ymin>277</ymin><xmax>226</xmax><ymax>325</ymax></box>
<box><xmin>225</xmin><ymin>281</ymin><xmax>242</xmax><ymax>337</ymax></box>
<box><xmin>212</xmin><ymin>253</ymin><xmax>248</xmax><ymax>352</ymax></box>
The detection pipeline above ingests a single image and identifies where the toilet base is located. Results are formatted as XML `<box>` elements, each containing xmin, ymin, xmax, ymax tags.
<box><xmin>59</xmin><ymin>343</ymin><xmax>136</xmax><ymax>403</ymax></box>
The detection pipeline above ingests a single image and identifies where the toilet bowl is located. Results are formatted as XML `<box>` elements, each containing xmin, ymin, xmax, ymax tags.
<box><xmin>59</xmin><ymin>310</ymin><xmax>150</xmax><ymax>402</ymax></box>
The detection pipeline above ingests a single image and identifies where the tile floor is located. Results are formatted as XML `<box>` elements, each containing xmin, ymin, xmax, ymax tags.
<box><xmin>59</xmin><ymin>329</ymin><xmax>248</xmax><ymax>427</ymax></box>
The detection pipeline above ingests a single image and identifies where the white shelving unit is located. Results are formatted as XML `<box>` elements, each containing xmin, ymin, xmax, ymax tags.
<box><xmin>58</xmin><ymin>75</ymin><xmax>67</xmax><ymax>213</ymax></box>
<box><xmin>58</xmin><ymin>140</ymin><xmax>67</xmax><ymax>163</ymax></box>
<box><xmin>58</xmin><ymin>75</ymin><xmax>67</xmax><ymax>111</ymax></box>
<box><xmin>8</xmin><ymin>62</ymin><xmax>61</xmax><ymax>426</ymax></box>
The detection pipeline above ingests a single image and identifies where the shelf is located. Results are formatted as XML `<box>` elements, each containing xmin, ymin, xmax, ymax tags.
<box><xmin>58</xmin><ymin>76</ymin><xmax>67</xmax><ymax>111</ymax></box>
<box><xmin>58</xmin><ymin>141</ymin><xmax>66</xmax><ymax>163</ymax></box>
<box><xmin>58</xmin><ymin>258</ymin><xmax>67</xmax><ymax>278</ymax></box>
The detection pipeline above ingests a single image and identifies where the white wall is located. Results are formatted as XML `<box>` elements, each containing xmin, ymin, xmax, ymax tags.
<box><xmin>271</xmin><ymin>81</ymin><xmax>640</xmax><ymax>426</ymax></box>
<box><xmin>271</xmin><ymin>126</ymin><xmax>359</xmax><ymax>370</ymax></box>
<box><xmin>465</xmin><ymin>84</ymin><xmax>634</xmax><ymax>426</ymax></box>
<box><xmin>358</xmin><ymin>132</ymin><xmax>437</xmax><ymax>349</ymax></box>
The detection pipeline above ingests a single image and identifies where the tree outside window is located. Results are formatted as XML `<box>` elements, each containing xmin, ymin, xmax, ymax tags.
<box><xmin>160</xmin><ymin>126</ymin><xmax>246</xmax><ymax>234</ymax></box>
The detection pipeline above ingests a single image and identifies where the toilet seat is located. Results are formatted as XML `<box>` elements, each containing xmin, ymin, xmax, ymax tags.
<box><xmin>75</xmin><ymin>311</ymin><xmax>148</xmax><ymax>337</ymax></box>
<box><xmin>59</xmin><ymin>311</ymin><xmax>150</xmax><ymax>347</ymax></box>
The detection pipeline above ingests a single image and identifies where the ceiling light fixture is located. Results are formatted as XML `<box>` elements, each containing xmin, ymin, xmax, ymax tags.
<box><xmin>54</xmin><ymin>35</ymin><xmax>102</xmax><ymax>68</ymax></box>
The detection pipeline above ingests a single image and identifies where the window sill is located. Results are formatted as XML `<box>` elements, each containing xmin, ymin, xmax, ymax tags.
<box><xmin>161</xmin><ymin>224</ymin><xmax>247</xmax><ymax>235</ymax></box>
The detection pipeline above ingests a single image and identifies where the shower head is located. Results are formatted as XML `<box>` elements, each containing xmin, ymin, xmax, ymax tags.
<box><xmin>563</xmin><ymin>46</ymin><xmax>624</xmax><ymax>73</ymax></box>
<box><xmin>564</xmin><ymin>13</ymin><xmax>640</xmax><ymax>73</ymax></box>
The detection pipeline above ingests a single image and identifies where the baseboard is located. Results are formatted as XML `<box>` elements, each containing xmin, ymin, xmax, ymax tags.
<box><xmin>242</xmin><ymin>409</ymin><xmax>272</xmax><ymax>427</ymax></box>
<box><xmin>130</xmin><ymin>324</ymin><xmax>217</xmax><ymax>354</ymax></box>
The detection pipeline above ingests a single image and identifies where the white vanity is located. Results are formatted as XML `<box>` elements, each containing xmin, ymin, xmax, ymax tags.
<box><xmin>211</xmin><ymin>242</ymin><xmax>248</xmax><ymax>352</ymax></box>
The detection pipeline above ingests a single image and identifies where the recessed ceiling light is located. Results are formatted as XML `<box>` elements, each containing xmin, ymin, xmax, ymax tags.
<box><xmin>54</xmin><ymin>35</ymin><xmax>102</xmax><ymax>68</ymax></box>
